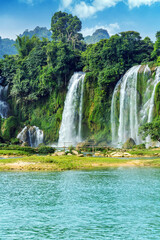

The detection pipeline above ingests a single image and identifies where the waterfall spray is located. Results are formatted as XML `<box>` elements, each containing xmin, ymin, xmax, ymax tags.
<box><xmin>111</xmin><ymin>65</ymin><xmax>160</xmax><ymax>147</ymax></box>
<box><xmin>58</xmin><ymin>72</ymin><xmax>85</xmax><ymax>147</ymax></box>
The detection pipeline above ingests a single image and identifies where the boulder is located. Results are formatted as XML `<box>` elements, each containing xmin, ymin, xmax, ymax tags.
<box><xmin>54</xmin><ymin>151</ymin><xmax>66</xmax><ymax>156</ymax></box>
<box><xmin>78</xmin><ymin>154</ymin><xmax>84</xmax><ymax>157</ymax></box>
<box><xmin>67</xmin><ymin>153</ymin><xmax>72</xmax><ymax>156</ymax></box>
<box><xmin>72</xmin><ymin>150</ymin><xmax>79</xmax><ymax>155</ymax></box>
<box><xmin>95</xmin><ymin>152</ymin><xmax>104</xmax><ymax>157</ymax></box>
<box><xmin>111</xmin><ymin>152</ymin><xmax>124</xmax><ymax>157</ymax></box>
<box><xmin>123</xmin><ymin>152</ymin><xmax>132</xmax><ymax>157</ymax></box>
<box><xmin>122</xmin><ymin>138</ymin><xmax>136</xmax><ymax>149</ymax></box>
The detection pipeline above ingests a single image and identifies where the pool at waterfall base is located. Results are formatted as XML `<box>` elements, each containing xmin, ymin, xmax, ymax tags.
<box><xmin>1</xmin><ymin>168</ymin><xmax>160</xmax><ymax>239</ymax></box>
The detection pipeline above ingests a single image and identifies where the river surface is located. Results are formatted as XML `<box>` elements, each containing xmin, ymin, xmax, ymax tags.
<box><xmin>1</xmin><ymin>168</ymin><xmax>160</xmax><ymax>239</ymax></box>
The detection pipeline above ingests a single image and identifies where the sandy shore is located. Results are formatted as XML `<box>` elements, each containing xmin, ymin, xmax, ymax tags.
<box><xmin>0</xmin><ymin>155</ymin><xmax>158</xmax><ymax>171</ymax></box>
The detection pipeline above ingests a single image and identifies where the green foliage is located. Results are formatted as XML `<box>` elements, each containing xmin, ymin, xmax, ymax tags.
<box><xmin>51</xmin><ymin>11</ymin><xmax>84</xmax><ymax>50</ymax></box>
<box><xmin>3</xmin><ymin>144</ymin><xmax>36</xmax><ymax>153</ymax></box>
<box><xmin>10</xmin><ymin>138</ymin><xmax>20</xmax><ymax>145</ymax></box>
<box><xmin>154</xmin><ymin>82</ymin><xmax>160</xmax><ymax>117</ymax></box>
<box><xmin>68</xmin><ymin>145</ymin><xmax>75</xmax><ymax>153</ymax></box>
<box><xmin>133</xmin><ymin>144</ymin><xmax>146</xmax><ymax>149</ymax></box>
<box><xmin>38</xmin><ymin>146</ymin><xmax>55</xmax><ymax>154</ymax></box>
<box><xmin>14</xmin><ymin>35</ymin><xmax>40</xmax><ymax>58</ymax></box>
<box><xmin>139</xmin><ymin>119</ymin><xmax>160</xmax><ymax>142</ymax></box>
<box><xmin>0</xmin><ymin>11</ymin><xmax>158</xmax><ymax>145</ymax></box>
<box><xmin>1</xmin><ymin>116</ymin><xmax>19</xmax><ymax>141</ymax></box>
<box><xmin>0</xmin><ymin>37</ymin><xmax>17</xmax><ymax>59</ymax></box>
<box><xmin>152</xmin><ymin>31</ymin><xmax>160</xmax><ymax>60</ymax></box>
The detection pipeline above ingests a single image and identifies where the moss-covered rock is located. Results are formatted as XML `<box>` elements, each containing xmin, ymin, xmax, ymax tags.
<box><xmin>1</xmin><ymin>116</ymin><xmax>19</xmax><ymax>141</ymax></box>
<box><xmin>122</xmin><ymin>138</ymin><xmax>136</xmax><ymax>149</ymax></box>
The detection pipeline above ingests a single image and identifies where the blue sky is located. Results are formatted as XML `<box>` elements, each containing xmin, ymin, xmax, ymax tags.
<box><xmin>1</xmin><ymin>0</ymin><xmax>160</xmax><ymax>41</ymax></box>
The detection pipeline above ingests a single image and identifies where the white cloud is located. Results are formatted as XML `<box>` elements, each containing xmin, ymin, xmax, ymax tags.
<box><xmin>81</xmin><ymin>23</ymin><xmax>120</xmax><ymax>37</ymax></box>
<box><xmin>61</xmin><ymin>0</ymin><xmax>73</xmax><ymax>9</ymax></box>
<box><xmin>128</xmin><ymin>0</ymin><xmax>160</xmax><ymax>8</ymax></box>
<box><xmin>73</xmin><ymin>0</ymin><xmax>120</xmax><ymax>18</ymax></box>
<box><xmin>107</xmin><ymin>23</ymin><xmax>120</xmax><ymax>35</ymax></box>
<box><xmin>59</xmin><ymin>0</ymin><xmax>160</xmax><ymax>19</ymax></box>
<box><xmin>73</xmin><ymin>2</ymin><xmax>96</xmax><ymax>18</ymax></box>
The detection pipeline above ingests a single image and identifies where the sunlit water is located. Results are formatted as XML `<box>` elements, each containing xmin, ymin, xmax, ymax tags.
<box><xmin>1</xmin><ymin>169</ymin><xmax>160</xmax><ymax>239</ymax></box>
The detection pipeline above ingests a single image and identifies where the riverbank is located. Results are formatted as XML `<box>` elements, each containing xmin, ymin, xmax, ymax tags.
<box><xmin>1</xmin><ymin>155</ymin><xmax>160</xmax><ymax>171</ymax></box>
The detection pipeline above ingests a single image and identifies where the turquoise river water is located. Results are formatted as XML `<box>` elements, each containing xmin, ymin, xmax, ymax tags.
<box><xmin>1</xmin><ymin>168</ymin><xmax>160</xmax><ymax>239</ymax></box>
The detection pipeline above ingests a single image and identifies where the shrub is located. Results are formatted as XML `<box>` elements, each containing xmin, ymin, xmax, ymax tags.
<box><xmin>133</xmin><ymin>144</ymin><xmax>146</xmax><ymax>149</ymax></box>
<box><xmin>1</xmin><ymin>116</ymin><xmax>19</xmax><ymax>141</ymax></box>
<box><xmin>38</xmin><ymin>146</ymin><xmax>55</xmax><ymax>154</ymax></box>
<box><xmin>68</xmin><ymin>145</ymin><xmax>75</xmax><ymax>153</ymax></box>
<box><xmin>11</xmin><ymin>138</ymin><xmax>20</xmax><ymax>145</ymax></box>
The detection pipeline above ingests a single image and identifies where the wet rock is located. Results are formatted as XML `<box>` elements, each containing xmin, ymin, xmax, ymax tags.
<box><xmin>78</xmin><ymin>154</ymin><xmax>84</xmax><ymax>157</ymax></box>
<box><xmin>122</xmin><ymin>138</ymin><xmax>136</xmax><ymax>149</ymax></box>
<box><xmin>72</xmin><ymin>150</ymin><xmax>79</xmax><ymax>155</ymax></box>
<box><xmin>123</xmin><ymin>152</ymin><xmax>132</xmax><ymax>157</ymax></box>
<box><xmin>86</xmin><ymin>154</ymin><xmax>92</xmax><ymax>157</ymax></box>
<box><xmin>110</xmin><ymin>152</ymin><xmax>124</xmax><ymax>157</ymax></box>
<box><xmin>54</xmin><ymin>151</ymin><xmax>66</xmax><ymax>156</ymax></box>
<box><xmin>95</xmin><ymin>152</ymin><xmax>104</xmax><ymax>157</ymax></box>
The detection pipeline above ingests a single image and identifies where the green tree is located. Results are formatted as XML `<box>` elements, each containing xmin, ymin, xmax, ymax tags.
<box><xmin>14</xmin><ymin>35</ymin><xmax>40</xmax><ymax>58</ymax></box>
<box><xmin>139</xmin><ymin>119</ymin><xmax>160</xmax><ymax>142</ymax></box>
<box><xmin>151</xmin><ymin>31</ymin><xmax>160</xmax><ymax>60</ymax></box>
<box><xmin>51</xmin><ymin>11</ymin><xmax>83</xmax><ymax>49</ymax></box>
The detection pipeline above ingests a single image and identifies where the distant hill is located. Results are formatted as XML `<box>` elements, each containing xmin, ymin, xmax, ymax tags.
<box><xmin>19</xmin><ymin>26</ymin><xmax>52</xmax><ymax>40</ymax></box>
<box><xmin>0</xmin><ymin>27</ymin><xmax>109</xmax><ymax>58</ymax></box>
<box><xmin>0</xmin><ymin>27</ymin><xmax>52</xmax><ymax>58</ymax></box>
<box><xmin>84</xmin><ymin>29</ymin><xmax>110</xmax><ymax>44</ymax></box>
<box><xmin>0</xmin><ymin>37</ymin><xmax>17</xmax><ymax>58</ymax></box>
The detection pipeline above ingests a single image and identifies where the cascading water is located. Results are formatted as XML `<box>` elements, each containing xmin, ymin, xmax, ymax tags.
<box><xmin>17</xmin><ymin>126</ymin><xmax>44</xmax><ymax>147</ymax></box>
<box><xmin>111</xmin><ymin>65</ymin><xmax>160</xmax><ymax>147</ymax></box>
<box><xmin>0</xmin><ymin>83</ymin><xmax>9</xmax><ymax>118</ymax></box>
<box><xmin>58</xmin><ymin>72</ymin><xmax>85</xmax><ymax>147</ymax></box>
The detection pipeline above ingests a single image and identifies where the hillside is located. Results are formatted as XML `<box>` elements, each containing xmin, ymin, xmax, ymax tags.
<box><xmin>19</xmin><ymin>26</ymin><xmax>52</xmax><ymax>40</ymax></box>
<box><xmin>0</xmin><ymin>37</ymin><xmax>17</xmax><ymax>58</ymax></box>
<box><xmin>84</xmin><ymin>29</ymin><xmax>110</xmax><ymax>44</ymax></box>
<box><xmin>0</xmin><ymin>26</ymin><xmax>52</xmax><ymax>59</ymax></box>
<box><xmin>0</xmin><ymin>11</ymin><xmax>160</xmax><ymax>148</ymax></box>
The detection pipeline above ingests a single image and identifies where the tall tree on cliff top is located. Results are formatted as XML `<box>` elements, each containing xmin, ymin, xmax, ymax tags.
<box><xmin>152</xmin><ymin>31</ymin><xmax>160</xmax><ymax>61</ymax></box>
<box><xmin>51</xmin><ymin>11</ymin><xmax>83</xmax><ymax>49</ymax></box>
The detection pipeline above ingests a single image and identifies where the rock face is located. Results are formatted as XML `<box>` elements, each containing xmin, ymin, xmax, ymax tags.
<box><xmin>122</xmin><ymin>138</ymin><xmax>136</xmax><ymax>149</ymax></box>
<box><xmin>17</xmin><ymin>126</ymin><xmax>43</xmax><ymax>147</ymax></box>
<box><xmin>84</xmin><ymin>29</ymin><xmax>110</xmax><ymax>44</ymax></box>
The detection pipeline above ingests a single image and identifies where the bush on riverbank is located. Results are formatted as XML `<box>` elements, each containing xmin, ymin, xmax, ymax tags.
<box><xmin>38</xmin><ymin>146</ymin><xmax>55</xmax><ymax>154</ymax></box>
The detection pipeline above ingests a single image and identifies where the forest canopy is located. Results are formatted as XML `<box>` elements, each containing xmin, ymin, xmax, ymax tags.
<box><xmin>0</xmin><ymin>11</ymin><xmax>160</xmax><ymax>143</ymax></box>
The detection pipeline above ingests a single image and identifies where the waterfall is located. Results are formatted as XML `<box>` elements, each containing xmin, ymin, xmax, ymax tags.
<box><xmin>148</xmin><ymin>67</ymin><xmax>160</xmax><ymax>122</ymax></box>
<box><xmin>111</xmin><ymin>79</ymin><xmax>121</xmax><ymax>144</ymax></box>
<box><xmin>17</xmin><ymin>126</ymin><xmax>44</xmax><ymax>147</ymax></box>
<box><xmin>111</xmin><ymin>65</ymin><xmax>160</xmax><ymax>147</ymax></box>
<box><xmin>0</xmin><ymin>84</ymin><xmax>9</xmax><ymax>118</ymax></box>
<box><xmin>58</xmin><ymin>72</ymin><xmax>85</xmax><ymax>147</ymax></box>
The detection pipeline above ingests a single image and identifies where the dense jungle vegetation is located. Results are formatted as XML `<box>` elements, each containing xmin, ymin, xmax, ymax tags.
<box><xmin>0</xmin><ymin>11</ymin><xmax>160</xmax><ymax>144</ymax></box>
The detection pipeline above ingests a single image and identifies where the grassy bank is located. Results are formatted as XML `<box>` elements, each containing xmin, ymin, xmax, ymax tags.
<box><xmin>0</xmin><ymin>155</ymin><xmax>160</xmax><ymax>171</ymax></box>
